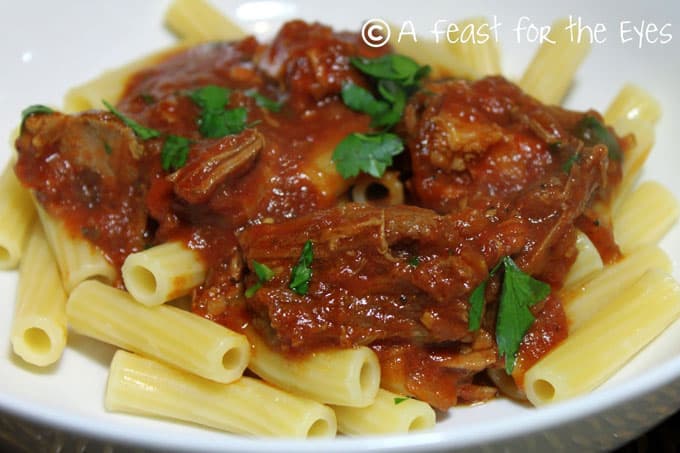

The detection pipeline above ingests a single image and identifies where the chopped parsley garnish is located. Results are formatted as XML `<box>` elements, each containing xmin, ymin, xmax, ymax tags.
<box><xmin>103</xmin><ymin>141</ymin><xmax>113</xmax><ymax>155</ymax></box>
<box><xmin>102</xmin><ymin>100</ymin><xmax>194</xmax><ymax>172</ymax></box>
<box><xmin>333</xmin><ymin>54</ymin><xmax>429</xmax><ymax>179</ymax></box>
<box><xmin>161</xmin><ymin>135</ymin><xmax>191</xmax><ymax>172</ymax></box>
<box><xmin>102</xmin><ymin>100</ymin><xmax>161</xmax><ymax>140</ymax></box>
<box><xmin>20</xmin><ymin>104</ymin><xmax>54</xmax><ymax>128</ymax></box>
<box><xmin>189</xmin><ymin>85</ymin><xmax>249</xmax><ymax>138</ymax></box>
<box><xmin>575</xmin><ymin>115</ymin><xmax>622</xmax><ymax>161</ymax></box>
<box><xmin>289</xmin><ymin>240</ymin><xmax>313</xmax><ymax>295</ymax></box>
<box><xmin>350</xmin><ymin>54</ymin><xmax>431</xmax><ymax>86</ymax></box>
<box><xmin>393</xmin><ymin>396</ymin><xmax>411</xmax><ymax>405</ymax></box>
<box><xmin>468</xmin><ymin>256</ymin><xmax>551</xmax><ymax>373</ymax></box>
<box><xmin>245</xmin><ymin>260</ymin><xmax>276</xmax><ymax>298</ymax></box>
<box><xmin>140</xmin><ymin>93</ymin><xmax>156</xmax><ymax>105</ymax></box>
<box><xmin>562</xmin><ymin>152</ymin><xmax>580</xmax><ymax>173</ymax></box>
<box><xmin>245</xmin><ymin>89</ymin><xmax>283</xmax><ymax>112</ymax></box>
<box><xmin>408</xmin><ymin>256</ymin><xmax>420</xmax><ymax>267</ymax></box>
<box><xmin>200</xmin><ymin>106</ymin><xmax>248</xmax><ymax>138</ymax></box>
<box><xmin>189</xmin><ymin>85</ymin><xmax>232</xmax><ymax>111</ymax></box>
<box><xmin>332</xmin><ymin>132</ymin><xmax>404</xmax><ymax>178</ymax></box>
<box><xmin>341</xmin><ymin>83</ymin><xmax>390</xmax><ymax>122</ymax></box>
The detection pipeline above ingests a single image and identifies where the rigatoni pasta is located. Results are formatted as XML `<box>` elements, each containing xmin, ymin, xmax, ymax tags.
<box><xmin>10</xmin><ymin>223</ymin><xmax>67</xmax><ymax>366</ymax></box>
<box><xmin>0</xmin><ymin>162</ymin><xmax>35</xmax><ymax>270</ymax></box>
<box><xmin>35</xmin><ymin>205</ymin><xmax>116</xmax><ymax>292</ymax></box>
<box><xmin>613</xmin><ymin>181</ymin><xmax>680</xmax><ymax>254</ymax></box>
<box><xmin>122</xmin><ymin>241</ymin><xmax>207</xmax><ymax>306</ymax></box>
<box><xmin>106</xmin><ymin>350</ymin><xmax>337</xmax><ymax>438</ymax></box>
<box><xmin>526</xmin><ymin>270</ymin><xmax>680</xmax><ymax>405</ymax></box>
<box><xmin>247</xmin><ymin>328</ymin><xmax>381</xmax><ymax>407</ymax></box>
<box><xmin>164</xmin><ymin>0</ymin><xmax>247</xmax><ymax>43</ymax></box>
<box><xmin>563</xmin><ymin>246</ymin><xmax>672</xmax><ymax>330</ymax></box>
<box><xmin>332</xmin><ymin>389</ymin><xmax>435</xmax><ymax>435</ymax></box>
<box><xmin>67</xmin><ymin>280</ymin><xmax>250</xmax><ymax>383</ymax></box>
<box><xmin>519</xmin><ymin>18</ymin><xmax>591</xmax><ymax>104</ymax></box>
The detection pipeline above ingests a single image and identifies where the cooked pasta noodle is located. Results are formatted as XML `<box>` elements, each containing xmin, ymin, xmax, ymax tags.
<box><xmin>67</xmin><ymin>280</ymin><xmax>250</xmax><ymax>383</ymax></box>
<box><xmin>526</xmin><ymin>270</ymin><xmax>680</xmax><ymax>405</ymax></box>
<box><xmin>10</xmin><ymin>223</ymin><xmax>67</xmax><ymax>366</ymax></box>
<box><xmin>519</xmin><ymin>18</ymin><xmax>591</xmax><ymax>105</ymax></box>
<box><xmin>165</xmin><ymin>0</ymin><xmax>247</xmax><ymax>42</ymax></box>
<box><xmin>445</xmin><ymin>17</ymin><xmax>502</xmax><ymax>76</ymax></box>
<box><xmin>613</xmin><ymin>181</ymin><xmax>679</xmax><ymax>255</ymax></box>
<box><xmin>106</xmin><ymin>350</ymin><xmax>337</xmax><ymax>437</ymax></box>
<box><xmin>562</xmin><ymin>246</ymin><xmax>672</xmax><ymax>330</ymax></box>
<box><xmin>35</xmin><ymin>205</ymin><xmax>116</xmax><ymax>292</ymax></box>
<box><xmin>246</xmin><ymin>328</ymin><xmax>381</xmax><ymax>407</ymax></box>
<box><xmin>122</xmin><ymin>241</ymin><xmax>207</xmax><ymax>306</ymax></box>
<box><xmin>0</xmin><ymin>161</ymin><xmax>35</xmax><ymax>270</ymax></box>
<box><xmin>332</xmin><ymin>389</ymin><xmax>435</xmax><ymax>434</ymax></box>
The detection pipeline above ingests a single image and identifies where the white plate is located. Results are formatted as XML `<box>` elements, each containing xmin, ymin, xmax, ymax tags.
<box><xmin>1</xmin><ymin>0</ymin><xmax>679</xmax><ymax>451</ymax></box>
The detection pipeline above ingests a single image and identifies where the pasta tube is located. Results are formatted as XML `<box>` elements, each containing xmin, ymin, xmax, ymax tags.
<box><xmin>332</xmin><ymin>389</ymin><xmax>435</xmax><ymax>435</ymax></box>
<box><xmin>610</xmin><ymin>117</ymin><xmax>655</xmax><ymax>213</ymax></box>
<box><xmin>604</xmin><ymin>84</ymin><xmax>662</xmax><ymax>125</ymax></box>
<box><xmin>10</xmin><ymin>223</ymin><xmax>67</xmax><ymax>366</ymax></box>
<box><xmin>525</xmin><ymin>269</ymin><xmax>680</xmax><ymax>405</ymax></box>
<box><xmin>35</xmin><ymin>205</ymin><xmax>116</xmax><ymax>292</ymax></box>
<box><xmin>165</xmin><ymin>0</ymin><xmax>247</xmax><ymax>42</ymax></box>
<box><xmin>613</xmin><ymin>181</ymin><xmax>679</xmax><ymax>254</ymax></box>
<box><xmin>562</xmin><ymin>230</ymin><xmax>603</xmax><ymax>288</ymax></box>
<box><xmin>351</xmin><ymin>171</ymin><xmax>404</xmax><ymax>206</ymax></box>
<box><xmin>67</xmin><ymin>280</ymin><xmax>249</xmax><ymax>383</ymax></box>
<box><xmin>519</xmin><ymin>18</ymin><xmax>591</xmax><ymax>105</ymax></box>
<box><xmin>106</xmin><ymin>350</ymin><xmax>336</xmax><ymax>438</ymax></box>
<box><xmin>247</xmin><ymin>328</ymin><xmax>380</xmax><ymax>407</ymax></box>
<box><xmin>445</xmin><ymin>17</ymin><xmax>502</xmax><ymax>76</ymax></box>
<box><xmin>562</xmin><ymin>246</ymin><xmax>671</xmax><ymax>331</ymax></box>
<box><xmin>0</xmin><ymin>162</ymin><xmax>36</xmax><ymax>269</ymax></box>
<box><xmin>122</xmin><ymin>242</ymin><xmax>207</xmax><ymax>306</ymax></box>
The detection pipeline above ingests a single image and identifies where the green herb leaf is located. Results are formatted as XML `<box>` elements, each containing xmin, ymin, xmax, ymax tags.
<box><xmin>393</xmin><ymin>397</ymin><xmax>410</xmax><ymax>405</ymax></box>
<box><xmin>467</xmin><ymin>280</ymin><xmax>488</xmax><ymax>332</ymax></box>
<box><xmin>372</xmin><ymin>80</ymin><xmax>407</xmax><ymax>128</ymax></box>
<box><xmin>332</xmin><ymin>132</ymin><xmax>404</xmax><ymax>178</ymax></box>
<box><xmin>253</xmin><ymin>260</ymin><xmax>275</xmax><ymax>282</ymax></box>
<box><xmin>350</xmin><ymin>54</ymin><xmax>430</xmax><ymax>87</ymax></box>
<box><xmin>140</xmin><ymin>93</ymin><xmax>156</xmax><ymax>105</ymax></box>
<box><xmin>289</xmin><ymin>240</ymin><xmax>313</xmax><ymax>295</ymax></box>
<box><xmin>562</xmin><ymin>152</ymin><xmax>580</xmax><ymax>173</ymax></box>
<box><xmin>245</xmin><ymin>89</ymin><xmax>283</xmax><ymax>112</ymax></box>
<box><xmin>189</xmin><ymin>85</ymin><xmax>250</xmax><ymax>138</ymax></box>
<box><xmin>102</xmin><ymin>100</ymin><xmax>161</xmax><ymax>140</ymax></box>
<box><xmin>496</xmin><ymin>256</ymin><xmax>551</xmax><ymax>373</ymax></box>
<box><xmin>341</xmin><ymin>83</ymin><xmax>390</xmax><ymax>119</ymax></box>
<box><xmin>189</xmin><ymin>85</ymin><xmax>232</xmax><ymax>111</ymax></box>
<box><xmin>468</xmin><ymin>257</ymin><xmax>550</xmax><ymax>373</ymax></box>
<box><xmin>575</xmin><ymin>115</ymin><xmax>622</xmax><ymax>161</ymax></box>
<box><xmin>199</xmin><ymin>107</ymin><xmax>248</xmax><ymax>138</ymax></box>
<box><xmin>408</xmin><ymin>256</ymin><xmax>420</xmax><ymax>267</ymax></box>
<box><xmin>103</xmin><ymin>141</ymin><xmax>113</xmax><ymax>155</ymax></box>
<box><xmin>245</xmin><ymin>260</ymin><xmax>276</xmax><ymax>298</ymax></box>
<box><xmin>160</xmin><ymin>135</ymin><xmax>191</xmax><ymax>171</ymax></box>
<box><xmin>21</xmin><ymin>104</ymin><xmax>54</xmax><ymax>127</ymax></box>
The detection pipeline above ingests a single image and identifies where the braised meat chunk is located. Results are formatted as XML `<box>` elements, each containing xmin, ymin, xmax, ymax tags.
<box><xmin>402</xmin><ymin>76</ymin><xmax>621</xmax><ymax>214</ymax></box>
<box><xmin>15</xmin><ymin>111</ymin><xmax>152</xmax><ymax>264</ymax></box>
